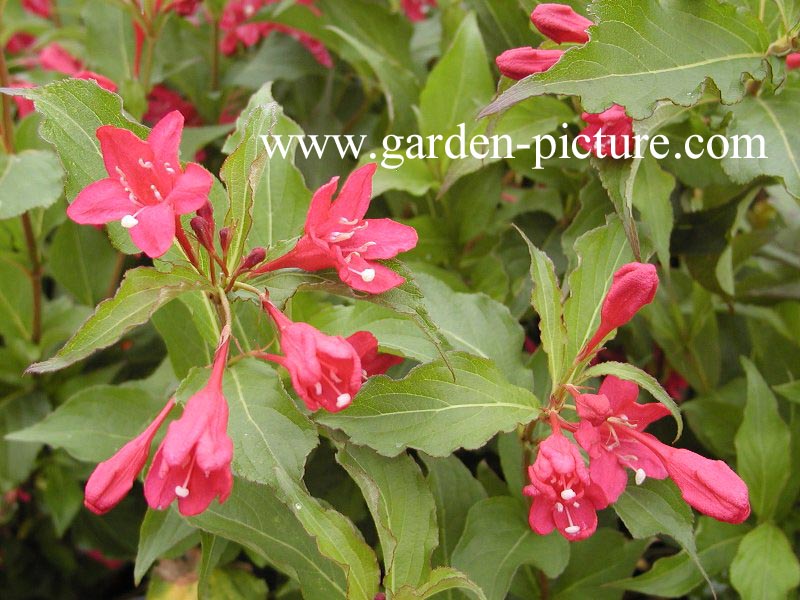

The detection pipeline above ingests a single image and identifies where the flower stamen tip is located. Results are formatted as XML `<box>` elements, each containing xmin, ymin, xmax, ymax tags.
<box><xmin>336</xmin><ymin>393</ymin><xmax>351</xmax><ymax>408</ymax></box>
<box><xmin>565</xmin><ymin>525</ymin><xmax>581</xmax><ymax>535</ymax></box>
<box><xmin>121</xmin><ymin>215</ymin><xmax>139</xmax><ymax>229</ymax></box>
<box><xmin>560</xmin><ymin>488</ymin><xmax>577</xmax><ymax>501</ymax></box>
<box><xmin>174</xmin><ymin>485</ymin><xmax>189</xmax><ymax>498</ymax></box>
<box><xmin>635</xmin><ymin>468</ymin><xmax>646</xmax><ymax>485</ymax></box>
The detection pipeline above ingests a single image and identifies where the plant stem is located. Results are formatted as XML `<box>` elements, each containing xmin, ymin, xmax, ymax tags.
<box><xmin>211</xmin><ymin>17</ymin><xmax>221</xmax><ymax>91</ymax></box>
<box><xmin>139</xmin><ymin>33</ymin><xmax>156</xmax><ymax>92</ymax></box>
<box><xmin>174</xmin><ymin>216</ymin><xmax>200</xmax><ymax>269</ymax></box>
<box><xmin>21</xmin><ymin>214</ymin><xmax>42</xmax><ymax>344</ymax></box>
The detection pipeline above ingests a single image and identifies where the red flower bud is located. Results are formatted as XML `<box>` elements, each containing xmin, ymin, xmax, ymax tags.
<box><xmin>531</xmin><ymin>3</ymin><xmax>593</xmax><ymax>44</ymax></box>
<box><xmin>787</xmin><ymin>53</ymin><xmax>800</xmax><ymax>70</ymax></box>
<box><xmin>190</xmin><ymin>216</ymin><xmax>213</xmax><ymax>250</ymax></box>
<box><xmin>197</xmin><ymin>202</ymin><xmax>214</xmax><ymax>224</ymax></box>
<box><xmin>219</xmin><ymin>227</ymin><xmax>232</xmax><ymax>254</ymax></box>
<box><xmin>581</xmin><ymin>263</ymin><xmax>658</xmax><ymax>358</ymax></box>
<box><xmin>496</xmin><ymin>47</ymin><xmax>564</xmax><ymax>80</ymax></box>
<box><xmin>240</xmin><ymin>247</ymin><xmax>267</xmax><ymax>271</ymax></box>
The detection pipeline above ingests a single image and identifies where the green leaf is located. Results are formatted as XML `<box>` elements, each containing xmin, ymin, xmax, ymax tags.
<box><xmin>613</xmin><ymin>479</ymin><xmax>701</xmax><ymax>579</ymax></box>
<box><xmin>415</xmin><ymin>272</ymin><xmax>532</xmax><ymax>388</ymax></box>
<box><xmin>27</xmin><ymin>266</ymin><xmax>209</xmax><ymax>373</ymax></box>
<box><xmin>318</xmin><ymin>352</ymin><xmax>540</xmax><ymax>457</ymax></box>
<box><xmin>11</xmin><ymin>79</ymin><xmax>148</xmax><ymax>199</ymax></box>
<box><xmin>272</xmin><ymin>468</ymin><xmax>381</xmax><ymax>600</ymax></box>
<box><xmin>135</xmin><ymin>508</ymin><xmax>197</xmax><ymax>584</ymax></box>
<box><xmin>562</xmin><ymin>218</ymin><xmax>633</xmax><ymax>362</ymax></box>
<box><xmin>419</xmin><ymin>454</ymin><xmax>487</xmax><ymax>568</ymax></box>
<box><xmin>6</xmin><ymin>384</ymin><xmax>166</xmax><ymax>463</ymax></box>
<box><xmin>629</xmin><ymin>155</ymin><xmax>675</xmax><ymax>271</ymax></box>
<box><xmin>394</xmin><ymin>567</ymin><xmax>487</xmax><ymax>600</ymax></box>
<box><xmin>481</xmin><ymin>0</ymin><xmax>770</xmax><ymax>120</ymax></box>
<box><xmin>730</xmin><ymin>523</ymin><xmax>800</xmax><ymax>600</ymax></box>
<box><xmin>612</xmin><ymin>517</ymin><xmax>749</xmax><ymax>597</ymax></box>
<box><xmin>0</xmin><ymin>150</ymin><xmax>64</xmax><ymax>219</ymax></box>
<box><xmin>151</xmin><ymin>296</ymin><xmax>215</xmax><ymax>379</ymax></box>
<box><xmin>550</xmin><ymin>529</ymin><xmax>648</xmax><ymax>600</ymax></box>
<box><xmin>40</xmin><ymin>459</ymin><xmax>83</xmax><ymax>537</ymax></box>
<box><xmin>187</xmin><ymin>478</ymin><xmax>348</xmax><ymax>600</ymax></box>
<box><xmin>722</xmin><ymin>89</ymin><xmax>800</xmax><ymax>198</ymax></box>
<box><xmin>206</xmin><ymin>566</ymin><xmax>269</xmax><ymax>599</ymax></box>
<box><xmin>0</xmin><ymin>391</ymin><xmax>49</xmax><ymax>492</ymax></box>
<box><xmin>517</xmin><ymin>227</ymin><xmax>568</xmax><ymax>387</ymax></box>
<box><xmin>0</xmin><ymin>254</ymin><xmax>33</xmax><ymax>341</ymax></box>
<box><xmin>581</xmin><ymin>360</ymin><xmax>682</xmax><ymax>439</ymax></box>
<box><xmin>198</xmin><ymin>533</ymin><xmax>230</xmax><ymax>600</ymax></box>
<box><xmin>451</xmin><ymin>496</ymin><xmax>570</xmax><ymax>600</ymax></box>
<box><xmin>337</xmin><ymin>443</ymin><xmax>437</xmax><ymax>592</ymax></box>
<box><xmin>48</xmin><ymin>220</ymin><xmax>119</xmax><ymax>306</ymax></box>
<box><xmin>735</xmin><ymin>358</ymin><xmax>791</xmax><ymax>520</ymax></box>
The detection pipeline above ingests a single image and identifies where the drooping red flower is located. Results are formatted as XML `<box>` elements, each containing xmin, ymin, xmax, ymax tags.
<box><xmin>401</xmin><ymin>0</ymin><xmax>437</xmax><ymax>21</ymax></box>
<box><xmin>252</xmin><ymin>163</ymin><xmax>418</xmax><ymax>294</ymax></box>
<box><xmin>787</xmin><ymin>53</ymin><xmax>800</xmax><ymax>70</ymax></box>
<box><xmin>219</xmin><ymin>0</ymin><xmax>331</xmax><ymax>67</ymax></box>
<box><xmin>577</xmin><ymin>104</ymin><xmax>634</xmax><ymax>159</ymax></box>
<box><xmin>260</xmin><ymin>300</ymin><xmax>366</xmax><ymax>412</ymax></box>
<box><xmin>84</xmin><ymin>399</ymin><xmax>175</xmax><ymax>515</ymax></box>
<box><xmin>6</xmin><ymin>32</ymin><xmax>36</xmax><ymax>54</ymax></box>
<box><xmin>580</xmin><ymin>262</ymin><xmax>658</xmax><ymax>359</ymax></box>
<box><xmin>144</xmin><ymin>85</ymin><xmax>202</xmax><ymax>126</ymax></box>
<box><xmin>66</xmin><ymin>110</ymin><xmax>213</xmax><ymax>258</ymax></box>
<box><xmin>496</xmin><ymin>47</ymin><xmax>564</xmax><ymax>80</ymax></box>
<box><xmin>346</xmin><ymin>330</ymin><xmax>404</xmax><ymax>377</ymax></box>
<box><xmin>530</xmin><ymin>3</ymin><xmax>593</xmax><ymax>44</ymax></box>
<box><xmin>524</xmin><ymin>430</ymin><xmax>608</xmax><ymax>541</ymax></box>
<box><xmin>37</xmin><ymin>43</ymin><xmax>118</xmax><ymax>92</ymax></box>
<box><xmin>572</xmin><ymin>376</ymin><xmax>750</xmax><ymax>523</ymax></box>
<box><xmin>144</xmin><ymin>332</ymin><xmax>234</xmax><ymax>516</ymax></box>
<box><xmin>22</xmin><ymin>0</ymin><xmax>52</xmax><ymax>18</ymax></box>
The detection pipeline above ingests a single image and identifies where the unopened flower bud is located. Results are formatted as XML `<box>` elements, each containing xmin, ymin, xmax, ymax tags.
<box><xmin>240</xmin><ymin>247</ymin><xmax>267</xmax><ymax>271</ymax></box>
<box><xmin>190</xmin><ymin>216</ymin><xmax>213</xmax><ymax>249</ymax></box>
<box><xmin>197</xmin><ymin>202</ymin><xmax>214</xmax><ymax>226</ymax></box>
<box><xmin>219</xmin><ymin>227</ymin><xmax>232</xmax><ymax>254</ymax></box>
<box><xmin>496</xmin><ymin>47</ymin><xmax>564</xmax><ymax>80</ymax></box>
<box><xmin>531</xmin><ymin>3</ymin><xmax>593</xmax><ymax>44</ymax></box>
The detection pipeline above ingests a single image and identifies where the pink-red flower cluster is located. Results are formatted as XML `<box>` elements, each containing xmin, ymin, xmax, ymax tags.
<box><xmin>525</xmin><ymin>263</ymin><xmax>750</xmax><ymax>541</ymax></box>
<box><xmin>401</xmin><ymin>0</ymin><xmax>437</xmax><ymax>21</ymax></box>
<box><xmin>260</xmin><ymin>299</ymin><xmax>402</xmax><ymax>412</ymax></box>
<box><xmin>67</xmin><ymin>111</ymin><xmax>213</xmax><ymax>258</ymax></box>
<box><xmin>252</xmin><ymin>163</ymin><xmax>418</xmax><ymax>294</ymax></box>
<box><xmin>220</xmin><ymin>0</ymin><xmax>332</xmax><ymax>67</ymax></box>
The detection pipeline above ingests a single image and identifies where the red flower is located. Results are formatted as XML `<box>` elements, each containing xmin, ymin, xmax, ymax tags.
<box><xmin>66</xmin><ymin>111</ymin><xmax>213</xmax><ymax>258</ymax></box>
<box><xmin>787</xmin><ymin>53</ymin><xmax>800</xmax><ymax>70</ymax></box>
<box><xmin>84</xmin><ymin>399</ymin><xmax>175</xmax><ymax>515</ymax></box>
<box><xmin>144</xmin><ymin>85</ymin><xmax>202</xmax><ymax>127</ymax></box>
<box><xmin>22</xmin><ymin>0</ymin><xmax>52</xmax><ymax>18</ymax></box>
<box><xmin>167</xmin><ymin>0</ymin><xmax>202</xmax><ymax>15</ymax></box>
<box><xmin>261</xmin><ymin>301</ymin><xmax>363</xmax><ymax>412</ymax></box>
<box><xmin>253</xmin><ymin>164</ymin><xmax>418</xmax><ymax>294</ymax></box>
<box><xmin>580</xmin><ymin>262</ymin><xmax>658</xmax><ymax>359</ymax></box>
<box><xmin>346</xmin><ymin>330</ymin><xmax>404</xmax><ymax>376</ymax></box>
<box><xmin>6</xmin><ymin>33</ymin><xmax>36</xmax><ymax>54</ymax></box>
<box><xmin>9</xmin><ymin>80</ymin><xmax>35</xmax><ymax>118</ymax></box>
<box><xmin>496</xmin><ymin>47</ymin><xmax>564</xmax><ymax>80</ymax></box>
<box><xmin>524</xmin><ymin>431</ymin><xmax>608</xmax><ymax>541</ymax></box>
<box><xmin>571</xmin><ymin>376</ymin><xmax>750</xmax><ymax>523</ymax></box>
<box><xmin>144</xmin><ymin>332</ymin><xmax>234</xmax><ymax>516</ymax></box>
<box><xmin>401</xmin><ymin>0</ymin><xmax>437</xmax><ymax>21</ymax></box>
<box><xmin>219</xmin><ymin>0</ymin><xmax>331</xmax><ymax>67</ymax></box>
<box><xmin>577</xmin><ymin>104</ymin><xmax>634</xmax><ymax>158</ymax></box>
<box><xmin>530</xmin><ymin>3</ymin><xmax>593</xmax><ymax>44</ymax></box>
<box><xmin>37</xmin><ymin>43</ymin><xmax>118</xmax><ymax>92</ymax></box>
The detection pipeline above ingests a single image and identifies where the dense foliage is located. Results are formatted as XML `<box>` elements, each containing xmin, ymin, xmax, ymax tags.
<box><xmin>0</xmin><ymin>1</ymin><xmax>799</xmax><ymax>599</ymax></box>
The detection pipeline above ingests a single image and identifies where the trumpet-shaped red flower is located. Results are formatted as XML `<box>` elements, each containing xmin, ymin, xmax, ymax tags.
<box><xmin>346</xmin><ymin>330</ymin><xmax>404</xmax><ymax>376</ymax></box>
<box><xmin>261</xmin><ymin>301</ymin><xmax>365</xmax><ymax>412</ymax></box>
<box><xmin>580</xmin><ymin>262</ymin><xmax>658</xmax><ymax>359</ymax></box>
<box><xmin>144</xmin><ymin>333</ymin><xmax>234</xmax><ymax>516</ymax></box>
<box><xmin>401</xmin><ymin>0</ymin><xmax>437</xmax><ymax>21</ymax></box>
<box><xmin>253</xmin><ymin>163</ymin><xmax>418</xmax><ymax>294</ymax></box>
<box><xmin>66</xmin><ymin>111</ymin><xmax>213</xmax><ymax>258</ymax></box>
<box><xmin>577</xmin><ymin>104</ymin><xmax>634</xmax><ymax>159</ymax></box>
<box><xmin>524</xmin><ymin>430</ymin><xmax>608</xmax><ymax>541</ymax></box>
<box><xmin>531</xmin><ymin>3</ymin><xmax>593</xmax><ymax>44</ymax></box>
<box><xmin>84</xmin><ymin>399</ymin><xmax>175</xmax><ymax>514</ymax></box>
<box><xmin>572</xmin><ymin>376</ymin><xmax>750</xmax><ymax>523</ymax></box>
<box><xmin>496</xmin><ymin>47</ymin><xmax>564</xmax><ymax>80</ymax></box>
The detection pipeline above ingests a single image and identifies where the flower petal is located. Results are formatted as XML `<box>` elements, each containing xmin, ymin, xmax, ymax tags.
<box><xmin>344</xmin><ymin>218</ymin><xmax>419</xmax><ymax>260</ymax></box>
<box><xmin>167</xmin><ymin>162</ymin><xmax>213</xmax><ymax>214</ymax></box>
<box><xmin>128</xmin><ymin>202</ymin><xmax>176</xmax><ymax>258</ymax></box>
<box><xmin>148</xmin><ymin>110</ymin><xmax>184</xmax><ymax>168</ymax></box>
<box><xmin>96</xmin><ymin>125</ymin><xmax>156</xmax><ymax>202</ymax></box>
<box><xmin>67</xmin><ymin>178</ymin><xmax>137</xmax><ymax>224</ymax></box>
<box><xmin>305</xmin><ymin>176</ymin><xmax>338</xmax><ymax>233</ymax></box>
<box><xmin>337</xmin><ymin>258</ymin><xmax>405</xmax><ymax>294</ymax></box>
<box><xmin>329</xmin><ymin>163</ymin><xmax>377</xmax><ymax>224</ymax></box>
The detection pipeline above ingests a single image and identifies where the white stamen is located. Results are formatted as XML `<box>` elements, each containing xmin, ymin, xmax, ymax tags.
<box><xmin>565</xmin><ymin>525</ymin><xmax>581</xmax><ymax>535</ymax></box>
<box><xmin>620</xmin><ymin>414</ymin><xmax>629</xmax><ymax>421</ymax></box>
<box><xmin>359</xmin><ymin>268</ymin><xmax>376</xmax><ymax>282</ymax></box>
<box><xmin>560</xmin><ymin>488</ymin><xmax>576</xmax><ymax>501</ymax></box>
<box><xmin>314</xmin><ymin>382</ymin><xmax>323</xmax><ymax>396</ymax></box>
<box><xmin>175</xmin><ymin>485</ymin><xmax>189</xmax><ymax>498</ymax></box>
<box><xmin>330</xmin><ymin>231</ymin><xmax>355</xmax><ymax>243</ymax></box>
<box><xmin>555</xmin><ymin>502</ymin><xmax>564</xmax><ymax>513</ymax></box>
<box><xmin>244</xmin><ymin>4</ymin><xmax>255</xmax><ymax>16</ymax></box>
<box><xmin>150</xmin><ymin>184</ymin><xmax>163</xmax><ymax>201</ymax></box>
<box><xmin>361</xmin><ymin>369</ymin><xmax>368</xmax><ymax>379</ymax></box>
<box><xmin>339</xmin><ymin>217</ymin><xmax>359</xmax><ymax>226</ymax></box>
<box><xmin>138</xmin><ymin>158</ymin><xmax>153</xmax><ymax>168</ymax></box>
<box><xmin>336</xmin><ymin>393</ymin><xmax>351</xmax><ymax>408</ymax></box>
<box><xmin>635</xmin><ymin>468</ymin><xmax>646</xmax><ymax>485</ymax></box>
<box><xmin>164</xmin><ymin>162</ymin><xmax>176</xmax><ymax>174</ymax></box>
<box><xmin>573</xmin><ymin>502</ymin><xmax>580</xmax><ymax>508</ymax></box>
<box><xmin>121</xmin><ymin>215</ymin><xmax>139</xmax><ymax>228</ymax></box>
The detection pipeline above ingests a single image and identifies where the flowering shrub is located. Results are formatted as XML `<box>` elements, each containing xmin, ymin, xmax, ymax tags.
<box><xmin>0</xmin><ymin>0</ymin><xmax>799</xmax><ymax>599</ymax></box>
